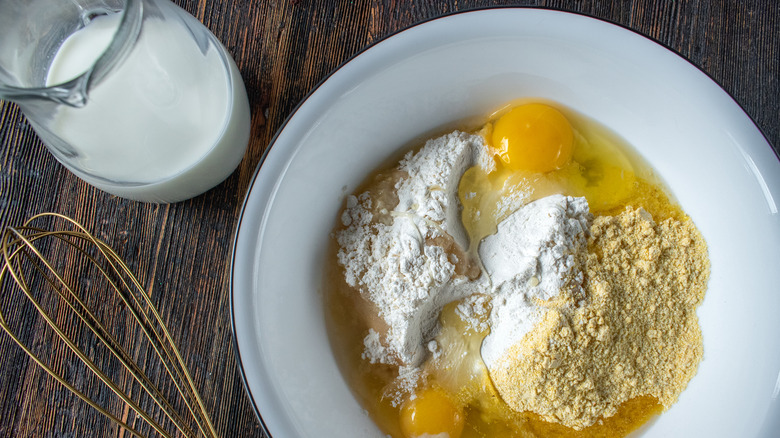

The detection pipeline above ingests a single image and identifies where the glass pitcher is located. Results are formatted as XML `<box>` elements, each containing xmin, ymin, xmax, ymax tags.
<box><xmin>0</xmin><ymin>0</ymin><xmax>251</xmax><ymax>203</ymax></box>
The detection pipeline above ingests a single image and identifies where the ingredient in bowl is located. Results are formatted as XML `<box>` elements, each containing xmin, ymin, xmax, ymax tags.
<box><xmin>325</xmin><ymin>100</ymin><xmax>709</xmax><ymax>438</ymax></box>
<box><xmin>479</xmin><ymin>194</ymin><xmax>590</xmax><ymax>369</ymax></box>
<box><xmin>490</xmin><ymin>207</ymin><xmax>709</xmax><ymax>429</ymax></box>
<box><xmin>492</xmin><ymin>103</ymin><xmax>574</xmax><ymax>173</ymax></box>
<box><xmin>336</xmin><ymin>132</ymin><xmax>491</xmax><ymax>366</ymax></box>
<box><xmin>400</xmin><ymin>386</ymin><xmax>465</xmax><ymax>438</ymax></box>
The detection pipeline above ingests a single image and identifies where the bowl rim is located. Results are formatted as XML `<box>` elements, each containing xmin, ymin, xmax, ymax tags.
<box><xmin>228</xmin><ymin>6</ymin><xmax>778</xmax><ymax>437</ymax></box>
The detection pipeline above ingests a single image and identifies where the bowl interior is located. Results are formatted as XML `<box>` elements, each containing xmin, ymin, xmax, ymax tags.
<box><xmin>232</xmin><ymin>8</ymin><xmax>780</xmax><ymax>438</ymax></box>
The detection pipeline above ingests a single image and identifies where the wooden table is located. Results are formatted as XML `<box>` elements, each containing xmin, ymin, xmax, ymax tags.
<box><xmin>0</xmin><ymin>1</ymin><xmax>777</xmax><ymax>436</ymax></box>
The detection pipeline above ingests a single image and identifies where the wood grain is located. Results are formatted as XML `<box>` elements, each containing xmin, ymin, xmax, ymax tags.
<box><xmin>0</xmin><ymin>1</ymin><xmax>777</xmax><ymax>437</ymax></box>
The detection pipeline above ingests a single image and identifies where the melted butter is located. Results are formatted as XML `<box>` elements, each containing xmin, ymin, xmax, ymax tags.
<box><xmin>325</xmin><ymin>100</ymin><xmax>681</xmax><ymax>438</ymax></box>
<box><xmin>524</xmin><ymin>396</ymin><xmax>663</xmax><ymax>438</ymax></box>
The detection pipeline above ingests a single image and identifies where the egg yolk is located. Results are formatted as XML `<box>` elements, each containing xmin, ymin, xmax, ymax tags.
<box><xmin>492</xmin><ymin>103</ymin><xmax>574</xmax><ymax>173</ymax></box>
<box><xmin>399</xmin><ymin>386</ymin><xmax>465</xmax><ymax>438</ymax></box>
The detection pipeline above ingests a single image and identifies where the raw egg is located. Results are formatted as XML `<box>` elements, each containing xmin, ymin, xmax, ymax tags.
<box><xmin>400</xmin><ymin>386</ymin><xmax>465</xmax><ymax>438</ymax></box>
<box><xmin>460</xmin><ymin>101</ymin><xmax>641</xmax><ymax>251</ymax></box>
<box><xmin>492</xmin><ymin>103</ymin><xmax>574</xmax><ymax>173</ymax></box>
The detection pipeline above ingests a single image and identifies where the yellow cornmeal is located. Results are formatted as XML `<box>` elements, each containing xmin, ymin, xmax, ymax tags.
<box><xmin>490</xmin><ymin>207</ymin><xmax>710</xmax><ymax>430</ymax></box>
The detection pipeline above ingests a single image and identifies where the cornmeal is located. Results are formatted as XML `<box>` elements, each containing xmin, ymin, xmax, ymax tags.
<box><xmin>490</xmin><ymin>207</ymin><xmax>710</xmax><ymax>430</ymax></box>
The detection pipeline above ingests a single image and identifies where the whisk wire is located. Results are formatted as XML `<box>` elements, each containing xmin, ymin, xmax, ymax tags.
<box><xmin>89</xmin><ymin>230</ymin><xmax>218</xmax><ymax>438</ymax></box>
<box><xmin>0</xmin><ymin>213</ymin><xmax>219</xmax><ymax>438</ymax></box>
<box><xmin>0</xmin><ymin>314</ymin><xmax>149</xmax><ymax>437</ymax></box>
<box><xmin>0</xmin><ymin>229</ymin><xmax>172</xmax><ymax>438</ymax></box>
<box><xmin>10</xmin><ymin>230</ymin><xmax>193</xmax><ymax>438</ymax></box>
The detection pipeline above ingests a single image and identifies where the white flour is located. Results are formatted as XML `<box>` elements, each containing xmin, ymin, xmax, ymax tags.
<box><xmin>337</xmin><ymin>131</ymin><xmax>491</xmax><ymax>365</ymax></box>
<box><xmin>479</xmin><ymin>195</ymin><xmax>591</xmax><ymax>368</ymax></box>
<box><xmin>336</xmin><ymin>131</ymin><xmax>592</xmax><ymax>373</ymax></box>
<box><xmin>394</xmin><ymin>131</ymin><xmax>495</xmax><ymax>249</ymax></box>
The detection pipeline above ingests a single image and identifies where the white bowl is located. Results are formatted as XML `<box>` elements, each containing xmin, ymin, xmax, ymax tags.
<box><xmin>231</xmin><ymin>8</ymin><xmax>780</xmax><ymax>438</ymax></box>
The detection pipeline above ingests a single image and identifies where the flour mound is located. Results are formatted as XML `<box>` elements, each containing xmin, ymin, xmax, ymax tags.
<box><xmin>337</xmin><ymin>132</ymin><xmax>594</xmax><ymax>369</ymax></box>
<box><xmin>395</xmin><ymin>131</ymin><xmax>494</xmax><ymax>248</ymax></box>
<box><xmin>336</xmin><ymin>131</ymin><xmax>491</xmax><ymax>366</ymax></box>
<box><xmin>479</xmin><ymin>195</ymin><xmax>592</xmax><ymax>369</ymax></box>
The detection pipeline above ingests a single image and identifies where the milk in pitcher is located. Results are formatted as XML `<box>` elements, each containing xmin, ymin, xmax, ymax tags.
<box><xmin>45</xmin><ymin>10</ymin><xmax>250</xmax><ymax>202</ymax></box>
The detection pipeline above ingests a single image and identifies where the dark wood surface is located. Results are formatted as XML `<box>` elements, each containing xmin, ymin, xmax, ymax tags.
<box><xmin>0</xmin><ymin>1</ymin><xmax>777</xmax><ymax>437</ymax></box>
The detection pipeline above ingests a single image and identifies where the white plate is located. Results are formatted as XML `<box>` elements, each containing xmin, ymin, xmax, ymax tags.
<box><xmin>230</xmin><ymin>8</ymin><xmax>780</xmax><ymax>438</ymax></box>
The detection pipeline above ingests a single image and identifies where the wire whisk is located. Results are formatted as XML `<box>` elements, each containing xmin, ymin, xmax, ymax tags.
<box><xmin>0</xmin><ymin>213</ymin><xmax>218</xmax><ymax>438</ymax></box>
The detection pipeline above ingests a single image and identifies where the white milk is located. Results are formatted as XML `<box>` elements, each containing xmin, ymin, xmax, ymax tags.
<box><xmin>46</xmin><ymin>12</ymin><xmax>250</xmax><ymax>203</ymax></box>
